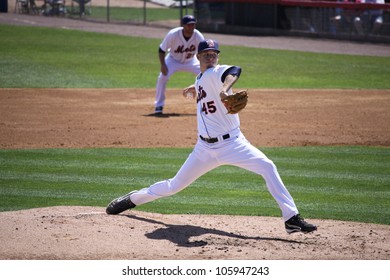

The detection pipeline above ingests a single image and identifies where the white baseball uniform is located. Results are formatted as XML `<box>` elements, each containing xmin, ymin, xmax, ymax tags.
<box><xmin>131</xmin><ymin>63</ymin><xmax>300</xmax><ymax>222</ymax></box>
<box><xmin>155</xmin><ymin>27</ymin><xmax>205</xmax><ymax>108</ymax></box>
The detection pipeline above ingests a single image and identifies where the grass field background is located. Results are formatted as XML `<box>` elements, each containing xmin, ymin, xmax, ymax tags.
<box><xmin>1</xmin><ymin>24</ymin><xmax>390</xmax><ymax>89</ymax></box>
<box><xmin>0</xmin><ymin>147</ymin><xmax>389</xmax><ymax>224</ymax></box>
<box><xmin>0</xmin><ymin>24</ymin><xmax>389</xmax><ymax>225</ymax></box>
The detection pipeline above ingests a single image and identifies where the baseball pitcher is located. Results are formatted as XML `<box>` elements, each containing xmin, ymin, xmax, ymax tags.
<box><xmin>107</xmin><ymin>39</ymin><xmax>317</xmax><ymax>234</ymax></box>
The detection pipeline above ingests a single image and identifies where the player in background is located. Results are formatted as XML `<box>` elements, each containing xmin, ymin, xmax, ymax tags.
<box><xmin>107</xmin><ymin>39</ymin><xmax>317</xmax><ymax>234</ymax></box>
<box><xmin>154</xmin><ymin>15</ymin><xmax>205</xmax><ymax>115</ymax></box>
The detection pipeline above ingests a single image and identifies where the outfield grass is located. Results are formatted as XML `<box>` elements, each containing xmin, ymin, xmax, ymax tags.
<box><xmin>0</xmin><ymin>147</ymin><xmax>389</xmax><ymax>225</ymax></box>
<box><xmin>1</xmin><ymin>24</ymin><xmax>390</xmax><ymax>88</ymax></box>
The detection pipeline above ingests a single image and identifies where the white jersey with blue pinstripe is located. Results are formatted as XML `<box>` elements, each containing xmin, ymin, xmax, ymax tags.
<box><xmin>195</xmin><ymin>64</ymin><xmax>240</xmax><ymax>138</ymax></box>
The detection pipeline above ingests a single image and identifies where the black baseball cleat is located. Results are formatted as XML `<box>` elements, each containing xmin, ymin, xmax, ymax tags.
<box><xmin>155</xmin><ymin>106</ymin><xmax>163</xmax><ymax>115</ymax></box>
<box><xmin>106</xmin><ymin>191</ymin><xmax>137</xmax><ymax>215</ymax></box>
<box><xmin>285</xmin><ymin>214</ymin><xmax>317</xmax><ymax>234</ymax></box>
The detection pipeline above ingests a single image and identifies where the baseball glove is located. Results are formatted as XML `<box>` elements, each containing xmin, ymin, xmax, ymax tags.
<box><xmin>221</xmin><ymin>90</ymin><xmax>248</xmax><ymax>114</ymax></box>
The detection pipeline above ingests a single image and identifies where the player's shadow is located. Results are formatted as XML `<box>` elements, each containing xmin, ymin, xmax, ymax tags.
<box><xmin>143</xmin><ymin>113</ymin><xmax>196</xmax><ymax>118</ymax></box>
<box><xmin>126</xmin><ymin>214</ymin><xmax>301</xmax><ymax>248</ymax></box>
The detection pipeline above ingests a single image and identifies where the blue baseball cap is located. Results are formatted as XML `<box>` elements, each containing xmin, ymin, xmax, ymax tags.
<box><xmin>182</xmin><ymin>15</ymin><xmax>196</xmax><ymax>25</ymax></box>
<box><xmin>198</xmin><ymin>39</ymin><xmax>220</xmax><ymax>54</ymax></box>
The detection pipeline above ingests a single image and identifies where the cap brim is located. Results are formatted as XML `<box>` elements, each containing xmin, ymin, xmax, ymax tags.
<box><xmin>199</xmin><ymin>48</ymin><xmax>220</xmax><ymax>53</ymax></box>
<box><xmin>184</xmin><ymin>21</ymin><xmax>196</xmax><ymax>24</ymax></box>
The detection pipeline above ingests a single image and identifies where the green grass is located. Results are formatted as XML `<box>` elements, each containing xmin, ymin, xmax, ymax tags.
<box><xmin>0</xmin><ymin>147</ymin><xmax>389</xmax><ymax>225</ymax></box>
<box><xmin>0</xmin><ymin>24</ymin><xmax>159</xmax><ymax>88</ymax></box>
<box><xmin>1</xmin><ymin>24</ymin><xmax>390</xmax><ymax>89</ymax></box>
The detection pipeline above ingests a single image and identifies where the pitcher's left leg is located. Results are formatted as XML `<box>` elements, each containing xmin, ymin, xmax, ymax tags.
<box><xmin>220</xmin><ymin>137</ymin><xmax>298</xmax><ymax>221</ymax></box>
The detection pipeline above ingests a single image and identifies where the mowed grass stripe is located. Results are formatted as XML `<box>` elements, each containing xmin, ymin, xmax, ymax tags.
<box><xmin>0</xmin><ymin>147</ymin><xmax>389</xmax><ymax>224</ymax></box>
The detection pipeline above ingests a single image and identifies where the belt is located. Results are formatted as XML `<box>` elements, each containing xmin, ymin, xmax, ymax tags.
<box><xmin>200</xmin><ymin>134</ymin><xmax>230</xmax><ymax>143</ymax></box>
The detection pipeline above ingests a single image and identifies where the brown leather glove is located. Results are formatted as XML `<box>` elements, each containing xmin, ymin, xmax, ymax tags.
<box><xmin>221</xmin><ymin>90</ymin><xmax>248</xmax><ymax>114</ymax></box>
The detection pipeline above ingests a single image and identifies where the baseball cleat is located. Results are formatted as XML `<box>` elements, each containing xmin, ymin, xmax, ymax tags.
<box><xmin>285</xmin><ymin>214</ymin><xmax>317</xmax><ymax>234</ymax></box>
<box><xmin>155</xmin><ymin>106</ymin><xmax>163</xmax><ymax>115</ymax></box>
<box><xmin>106</xmin><ymin>191</ymin><xmax>137</xmax><ymax>215</ymax></box>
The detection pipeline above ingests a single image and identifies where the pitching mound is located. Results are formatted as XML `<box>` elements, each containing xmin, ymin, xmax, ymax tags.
<box><xmin>1</xmin><ymin>206</ymin><xmax>389</xmax><ymax>260</ymax></box>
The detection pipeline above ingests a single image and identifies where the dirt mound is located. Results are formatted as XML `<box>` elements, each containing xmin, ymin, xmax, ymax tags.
<box><xmin>1</xmin><ymin>206</ymin><xmax>389</xmax><ymax>260</ymax></box>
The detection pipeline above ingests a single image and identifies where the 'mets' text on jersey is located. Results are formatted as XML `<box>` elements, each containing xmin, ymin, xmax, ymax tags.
<box><xmin>160</xmin><ymin>27</ymin><xmax>204</xmax><ymax>63</ymax></box>
<box><xmin>174</xmin><ymin>45</ymin><xmax>196</xmax><ymax>58</ymax></box>
<box><xmin>195</xmin><ymin>65</ymin><xmax>241</xmax><ymax>138</ymax></box>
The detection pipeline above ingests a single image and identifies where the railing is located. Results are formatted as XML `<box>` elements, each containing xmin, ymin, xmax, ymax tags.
<box><xmin>195</xmin><ymin>0</ymin><xmax>390</xmax><ymax>42</ymax></box>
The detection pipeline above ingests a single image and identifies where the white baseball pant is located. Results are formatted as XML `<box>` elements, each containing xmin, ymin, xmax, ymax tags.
<box><xmin>155</xmin><ymin>55</ymin><xmax>200</xmax><ymax>108</ymax></box>
<box><xmin>130</xmin><ymin>131</ymin><xmax>299</xmax><ymax>222</ymax></box>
